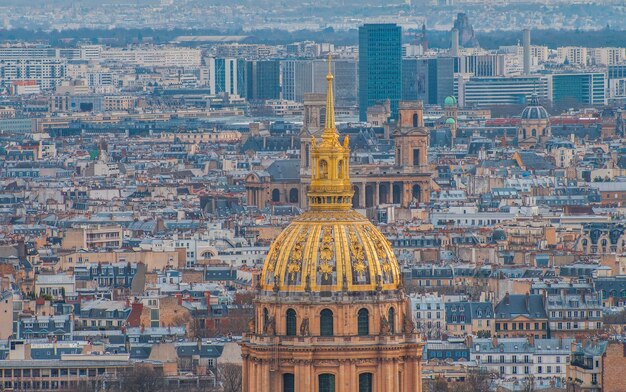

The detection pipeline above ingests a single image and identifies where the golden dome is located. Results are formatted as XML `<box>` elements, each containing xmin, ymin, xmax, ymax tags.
<box><xmin>260</xmin><ymin>55</ymin><xmax>402</xmax><ymax>293</ymax></box>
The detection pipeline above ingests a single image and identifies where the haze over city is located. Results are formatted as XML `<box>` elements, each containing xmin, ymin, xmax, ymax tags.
<box><xmin>0</xmin><ymin>1</ymin><xmax>624</xmax><ymax>392</ymax></box>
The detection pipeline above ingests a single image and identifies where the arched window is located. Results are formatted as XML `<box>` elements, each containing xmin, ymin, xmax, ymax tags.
<box><xmin>359</xmin><ymin>373</ymin><xmax>373</xmax><ymax>392</ymax></box>
<box><xmin>357</xmin><ymin>308</ymin><xmax>369</xmax><ymax>336</ymax></box>
<box><xmin>286</xmin><ymin>309</ymin><xmax>297</xmax><ymax>336</ymax></box>
<box><xmin>289</xmin><ymin>188</ymin><xmax>299</xmax><ymax>203</ymax></box>
<box><xmin>319</xmin><ymin>374</ymin><xmax>335</xmax><ymax>392</ymax></box>
<box><xmin>413</xmin><ymin>113</ymin><xmax>419</xmax><ymax>127</ymax></box>
<box><xmin>283</xmin><ymin>373</ymin><xmax>295</xmax><ymax>392</ymax></box>
<box><xmin>263</xmin><ymin>308</ymin><xmax>269</xmax><ymax>332</ymax></box>
<box><xmin>272</xmin><ymin>189</ymin><xmax>280</xmax><ymax>202</ymax></box>
<box><xmin>531</xmin><ymin>128</ymin><xmax>537</xmax><ymax>137</ymax></box>
<box><xmin>320</xmin><ymin>309</ymin><xmax>334</xmax><ymax>336</ymax></box>
<box><xmin>319</xmin><ymin>160</ymin><xmax>328</xmax><ymax>179</ymax></box>
<box><xmin>388</xmin><ymin>307</ymin><xmax>396</xmax><ymax>334</ymax></box>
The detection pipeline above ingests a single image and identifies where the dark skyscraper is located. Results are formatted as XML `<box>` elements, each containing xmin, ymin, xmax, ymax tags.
<box><xmin>246</xmin><ymin>60</ymin><xmax>280</xmax><ymax>101</ymax></box>
<box><xmin>427</xmin><ymin>57</ymin><xmax>456</xmax><ymax>106</ymax></box>
<box><xmin>358</xmin><ymin>23</ymin><xmax>402</xmax><ymax>121</ymax></box>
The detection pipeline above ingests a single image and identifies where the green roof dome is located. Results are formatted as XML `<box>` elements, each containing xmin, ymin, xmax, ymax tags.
<box><xmin>443</xmin><ymin>96</ymin><xmax>457</xmax><ymax>107</ymax></box>
<box><xmin>445</xmin><ymin>117</ymin><xmax>456</xmax><ymax>124</ymax></box>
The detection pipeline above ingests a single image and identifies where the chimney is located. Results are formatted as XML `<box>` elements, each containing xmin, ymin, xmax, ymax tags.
<box><xmin>492</xmin><ymin>335</ymin><xmax>498</xmax><ymax>348</ymax></box>
<box><xmin>176</xmin><ymin>293</ymin><xmax>183</xmax><ymax>306</ymax></box>
<box><xmin>523</xmin><ymin>29</ymin><xmax>531</xmax><ymax>75</ymax></box>
<box><xmin>505</xmin><ymin>292</ymin><xmax>510</xmax><ymax>305</ymax></box>
<box><xmin>204</xmin><ymin>291</ymin><xmax>211</xmax><ymax>306</ymax></box>
<box><xmin>451</xmin><ymin>28</ymin><xmax>460</xmax><ymax>57</ymax></box>
<box><xmin>528</xmin><ymin>334</ymin><xmax>535</xmax><ymax>347</ymax></box>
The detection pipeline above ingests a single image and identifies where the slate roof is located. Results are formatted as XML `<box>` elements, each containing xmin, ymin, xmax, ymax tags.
<box><xmin>267</xmin><ymin>159</ymin><xmax>300</xmax><ymax>182</ymax></box>
<box><xmin>445</xmin><ymin>301</ymin><xmax>494</xmax><ymax>324</ymax></box>
<box><xmin>495</xmin><ymin>294</ymin><xmax>547</xmax><ymax>319</ymax></box>
<box><xmin>516</xmin><ymin>151</ymin><xmax>555</xmax><ymax>171</ymax></box>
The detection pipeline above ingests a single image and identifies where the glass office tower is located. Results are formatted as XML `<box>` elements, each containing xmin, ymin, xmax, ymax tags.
<box><xmin>358</xmin><ymin>23</ymin><xmax>402</xmax><ymax>121</ymax></box>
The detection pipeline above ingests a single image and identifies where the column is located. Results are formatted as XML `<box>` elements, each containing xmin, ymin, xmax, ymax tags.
<box><xmin>359</xmin><ymin>182</ymin><xmax>366</xmax><ymax>208</ymax></box>
<box><xmin>374</xmin><ymin>182</ymin><xmax>380</xmax><ymax>206</ymax></box>
<box><xmin>402</xmin><ymin>182</ymin><xmax>410</xmax><ymax>208</ymax></box>
<box><xmin>255</xmin><ymin>362</ymin><xmax>263</xmax><ymax>392</ymax></box>
<box><xmin>385</xmin><ymin>358</ymin><xmax>394</xmax><ymax>392</ymax></box>
<box><xmin>389</xmin><ymin>182</ymin><xmax>394</xmax><ymax>205</ymax></box>
<box><xmin>261</xmin><ymin>360</ymin><xmax>270</xmax><ymax>392</ymax></box>
<box><xmin>242</xmin><ymin>356</ymin><xmax>249</xmax><ymax>392</ymax></box>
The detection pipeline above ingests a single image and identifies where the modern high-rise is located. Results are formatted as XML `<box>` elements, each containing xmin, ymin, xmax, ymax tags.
<box><xmin>204</xmin><ymin>58</ymin><xmax>247</xmax><ymax>96</ymax></box>
<box><xmin>246</xmin><ymin>60</ymin><xmax>280</xmax><ymax>101</ymax></box>
<box><xmin>456</xmin><ymin>75</ymin><xmax>549</xmax><ymax>107</ymax></box>
<box><xmin>550</xmin><ymin>73</ymin><xmax>606</xmax><ymax>106</ymax></box>
<box><xmin>358</xmin><ymin>24</ymin><xmax>402</xmax><ymax>121</ymax></box>
<box><xmin>281</xmin><ymin>60</ymin><xmax>313</xmax><ymax>102</ymax></box>
<box><xmin>458</xmin><ymin>54</ymin><xmax>506</xmax><ymax>77</ymax></box>
<box><xmin>402</xmin><ymin>57</ymin><xmax>456</xmax><ymax>106</ymax></box>
<box><xmin>281</xmin><ymin>58</ymin><xmax>358</xmax><ymax>107</ymax></box>
<box><xmin>0</xmin><ymin>58</ymin><xmax>66</xmax><ymax>90</ymax></box>
<box><xmin>401</xmin><ymin>58</ymin><xmax>428</xmax><ymax>101</ymax></box>
<box><xmin>608</xmin><ymin>65</ymin><xmax>626</xmax><ymax>100</ymax></box>
<box><xmin>426</xmin><ymin>57</ymin><xmax>456</xmax><ymax>106</ymax></box>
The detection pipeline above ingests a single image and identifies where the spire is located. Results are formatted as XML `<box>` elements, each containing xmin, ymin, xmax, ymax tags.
<box><xmin>322</xmin><ymin>53</ymin><xmax>337</xmax><ymax>142</ymax></box>
<box><xmin>307</xmin><ymin>52</ymin><xmax>354</xmax><ymax>211</ymax></box>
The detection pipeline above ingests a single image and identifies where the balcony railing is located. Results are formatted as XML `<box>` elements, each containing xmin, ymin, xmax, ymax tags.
<box><xmin>245</xmin><ymin>333</ymin><xmax>420</xmax><ymax>346</ymax></box>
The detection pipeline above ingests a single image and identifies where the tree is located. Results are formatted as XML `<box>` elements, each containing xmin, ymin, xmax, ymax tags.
<box><xmin>217</xmin><ymin>363</ymin><xmax>242</xmax><ymax>392</ymax></box>
<box><xmin>451</xmin><ymin>368</ymin><xmax>492</xmax><ymax>392</ymax></box>
<box><xmin>117</xmin><ymin>365</ymin><xmax>164</xmax><ymax>392</ymax></box>
<box><xmin>426</xmin><ymin>376</ymin><xmax>450</xmax><ymax>392</ymax></box>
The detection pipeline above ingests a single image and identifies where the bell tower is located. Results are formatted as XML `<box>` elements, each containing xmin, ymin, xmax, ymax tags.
<box><xmin>300</xmin><ymin>94</ymin><xmax>326</xmax><ymax>171</ymax></box>
<box><xmin>394</xmin><ymin>101</ymin><xmax>429</xmax><ymax>168</ymax></box>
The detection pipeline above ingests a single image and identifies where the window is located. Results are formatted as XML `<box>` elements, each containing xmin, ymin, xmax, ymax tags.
<box><xmin>320</xmin><ymin>309</ymin><xmax>334</xmax><ymax>336</ymax></box>
<box><xmin>359</xmin><ymin>373</ymin><xmax>373</xmax><ymax>392</ymax></box>
<box><xmin>358</xmin><ymin>308</ymin><xmax>369</xmax><ymax>336</ymax></box>
<box><xmin>319</xmin><ymin>374</ymin><xmax>335</xmax><ymax>392</ymax></box>
<box><xmin>286</xmin><ymin>309</ymin><xmax>297</xmax><ymax>336</ymax></box>
<box><xmin>283</xmin><ymin>373</ymin><xmax>295</xmax><ymax>392</ymax></box>
<box><xmin>413</xmin><ymin>149</ymin><xmax>420</xmax><ymax>167</ymax></box>
<box><xmin>388</xmin><ymin>308</ymin><xmax>395</xmax><ymax>334</ymax></box>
